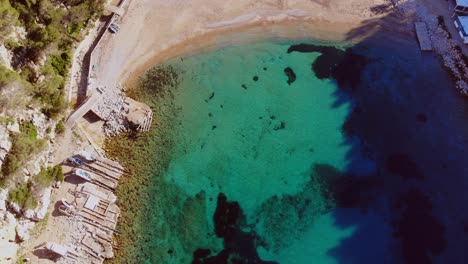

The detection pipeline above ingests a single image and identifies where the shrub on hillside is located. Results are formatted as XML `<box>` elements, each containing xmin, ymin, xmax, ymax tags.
<box><xmin>8</xmin><ymin>181</ymin><xmax>37</xmax><ymax>209</ymax></box>
<box><xmin>35</xmin><ymin>165</ymin><xmax>64</xmax><ymax>188</ymax></box>
<box><xmin>1</xmin><ymin>128</ymin><xmax>45</xmax><ymax>178</ymax></box>
<box><xmin>55</xmin><ymin>120</ymin><xmax>65</xmax><ymax>134</ymax></box>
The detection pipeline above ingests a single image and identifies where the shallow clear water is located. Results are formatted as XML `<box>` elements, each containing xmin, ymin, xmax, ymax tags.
<box><xmin>141</xmin><ymin>41</ymin><xmax>385</xmax><ymax>263</ymax></box>
<box><xmin>130</xmin><ymin>37</ymin><xmax>468</xmax><ymax>264</ymax></box>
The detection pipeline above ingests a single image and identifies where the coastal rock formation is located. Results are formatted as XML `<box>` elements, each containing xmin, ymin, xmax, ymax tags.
<box><xmin>0</xmin><ymin>189</ymin><xmax>7</xmax><ymax>212</ymax></box>
<box><xmin>16</xmin><ymin>219</ymin><xmax>34</xmax><ymax>242</ymax></box>
<box><xmin>430</xmin><ymin>25</ymin><xmax>468</xmax><ymax>94</ymax></box>
<box><xmin>0</xmin><ymin>45</ymin><xmax>13</xmax><ymax>70</ymax></box>
<box><xmin>0</xmin><ymin>126</ymin><xmax>11</xmax><ymax>171</ymax></box>
<box><xmin>0</xmin><ymin>212</ymin><xmax>19</xmax><ymax>261</ymax></box>
<box><xmin>33</xmin><ymin>187</ymin><xmax>51</xmax><ymax>221</ymax></box>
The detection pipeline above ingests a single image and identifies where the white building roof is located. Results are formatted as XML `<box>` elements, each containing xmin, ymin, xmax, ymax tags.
<box><xmin>457</xmin><ymin>0</ymin><xmax>468</xmax><ymax>7</ymax></box>
<box><xmin>46</xmin><ymin>242</ymin><xmax>68</xmax><ymax>256</ymax></box>
<box><xmin>84</xmin><ymin>195</ymin><xmax>100</xmax><ymax>210</ymax></box>
<box><xmin>459</xmin><ymin>16</ymin><xmax>468</xmax><ymax>29</ymax></box>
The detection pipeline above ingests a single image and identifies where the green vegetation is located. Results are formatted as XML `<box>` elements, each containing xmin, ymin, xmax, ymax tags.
<box><xmin>35</xmin><ymin>165</ymin><xmax>63</xmax><ymax>188</ymax></box>
<box><xmin>0</xmin><ymin>64</ymin><xmax>18</xmax><ymax>88</ymax></box>
<box><xmin>16</xmin><ymin>256</ymin><xmax>25</xmax><ymax>264</ymax></box>
<box><xmin>31</xmin><ymin>212</ymin><xmax>49</xmax><ymax>237</ymax></box>
<box><xmin>50</xmin><ymin>51</ymin><xmax>72</xmax><ymax>77</ymax></box>
<box><xmin>1</xmin><ymin>121</ymin><xmax>45</xmax><ymax>181</ymax></box>
<box><xmin>19</xmin><ymin>120</ymin><xmax>38</xmax><ymax>139</ymax></box>
<box><xmin>0</xmin><ymin>116</ymin><xmax>14</xmax><ymax>125</ymax></box>
<box><xmin>55</xmin><ymin>119</ymin><xmax>65</xmax><ymax>134</ymax></box>
<box><xmin>0</xmin><ymin>0</ymin><xmax>104</xmax><ymax>186</ymax></box>
<box><xmin>8</xmin><ymin>181</ymin><xmax>36</xmax><ymax>209</ymax></box>
<box><xmin>0</xmin><ymin>0</ymin><xmax>19</xmax><ymax>40</ymax></box>
<box><xmin>0</xmin><ymin>0</ymin><xmax>104</xmax><ymax>117</ymax></box>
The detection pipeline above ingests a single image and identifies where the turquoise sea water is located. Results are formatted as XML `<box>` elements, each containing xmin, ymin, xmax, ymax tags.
<box><xmin>164</xmin><ymin>42</ymin><xmax>377</xmax><ymax>263</ymax></box>
<box><xmin>131</xmin><ymin>37</ymin><xmax>468</xmax><ymax>264</ymax></box>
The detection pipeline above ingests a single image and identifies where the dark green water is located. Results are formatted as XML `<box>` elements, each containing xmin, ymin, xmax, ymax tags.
<box><xmin>113</xmin><ymin>38</ymin><xmax>468</xmax><ymax>264</ymax></box>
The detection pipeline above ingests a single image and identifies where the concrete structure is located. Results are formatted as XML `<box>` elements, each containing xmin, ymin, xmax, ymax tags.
<box><xmin>104</xmin><ymin>4</ymin><xmax>125</xmax><ymax>16</ymax></box>
<box><xmin>415</xmin><ymin>22</ymin><xmax>432</xmax><ymax>51</ymax></box>
<box><xmin>454</xmin><ymin>0</ymin><xmax>468</xmax><ymax>14</ymax></box>
<box><xmin>66</xmin><ymin>92</ymin><xmax>102</xmax><ymax>128</ymax></box>
<box><xmin>454</xmin><ymin>15</ymin><xmax>468</xmax><ymax>43</ymax></box>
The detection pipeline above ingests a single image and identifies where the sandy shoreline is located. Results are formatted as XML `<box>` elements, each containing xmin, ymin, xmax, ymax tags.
<box><xmin>92</xmin><ymin>0</ymin><xmax>401</xmax><ymax>93</ymax></box>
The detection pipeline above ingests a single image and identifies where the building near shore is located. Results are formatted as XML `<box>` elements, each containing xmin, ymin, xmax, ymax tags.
<box><xmin>454</xmin><ymin>15</ymin><xmax>468</xmax><ymax>43</ymax></box>
<box><xmin>454</xmin><ymin>0</ymin><xmax>468</xmax><ymax>14</ymax></box>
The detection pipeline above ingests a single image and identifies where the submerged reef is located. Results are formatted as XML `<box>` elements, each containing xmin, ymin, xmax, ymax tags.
<box><xmin>255</xmin><ymin>163</ymin><xmax>380</xmax><ymax>252</ymax></box>
<box><xmin>284</xmin><ymin>67</ymin><xmax>296</xmax><ymax>85</ymax></box>
<box><xmin>192</xmin><ymin>193</ymin><xmax>277</xmax><ymax>264</ymax></box>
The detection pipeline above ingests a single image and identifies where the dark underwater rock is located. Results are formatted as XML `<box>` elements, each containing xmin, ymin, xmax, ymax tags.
<box><xmin>272</xmin><ymin>121</ymin><xmax>286</xmax><ymax>131</ymax></box>
<box><xmin>191</xmin><ymin>193</ymin><xmax>277</xmax><ymax>264</ymax></box>
<box><xmin>284</xmin><ymin>67</ymin><xmax>296</xmax><ymax>85</ymax></box>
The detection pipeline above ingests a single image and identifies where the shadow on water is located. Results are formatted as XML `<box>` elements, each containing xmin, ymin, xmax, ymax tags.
<box><xmin>316</xmin><ymin>1</ymin><xmax>468</xmax><ymax>263</ymax></box>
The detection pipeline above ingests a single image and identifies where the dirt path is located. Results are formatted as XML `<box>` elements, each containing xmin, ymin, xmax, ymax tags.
<box><xmin>19</xmin><ymin>128</ymin><xmax>93</xmax><ymax>263</ymax></box>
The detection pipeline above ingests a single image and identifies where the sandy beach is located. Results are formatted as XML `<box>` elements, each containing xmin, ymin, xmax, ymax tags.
<box><xmin>93</xmin><ymin>0</ymin><xmax>404</xmax><ymax>92</ymax></box>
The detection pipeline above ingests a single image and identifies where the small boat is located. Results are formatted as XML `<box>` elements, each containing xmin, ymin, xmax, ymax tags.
<box><xmin>61</xmin><ymin>199</ymin><xmax>74</xmax><ymax>209</ymax></box>
<box><xmin>67</xmin><ymin>156</ymin><xmax>84</xmax><ymax>166</ymax></box>
<box><xmin>73</xmin><ymin>168</ymin><xmax>94</xmax><ymax>181</ymax></box>
<box><xmin>58</xmin><ymin>204</ymin><xmax>75</xmax><ymax>216</ymax></box>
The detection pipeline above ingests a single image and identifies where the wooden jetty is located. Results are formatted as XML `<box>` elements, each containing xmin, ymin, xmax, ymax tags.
<box><xmin>415</xmin><ymin>22</ymin><xmax>432</xmax><ymax>51</ymax></box>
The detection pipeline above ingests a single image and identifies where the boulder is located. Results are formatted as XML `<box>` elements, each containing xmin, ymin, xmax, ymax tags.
<box><xmin>8</xmin><ymin>202</ymin><xmax>20</xmax><ymax>215</ymax></box>
<box><xmin>5</xmin><ymin>212</ymin><xmax>16</xmax><ymax>226</ymax></box>
<box><xmin>6</xmin><ymin>122</ymin><xmax>19</xmax><ymax>133</ymax></box>
<box><xmin>0</xmin><ymin>150</ymin><xmax>7</xmax><ymax>161</ymax></box>
<box><xmin>0</xmin><ymin>213</ymin><xmax>19</xmax><ymax>261</ymax></box>
<box><xmin>0</xmin><ymin>141</ymin><xmax>11</xmax><ymax>152</ymax></box>
<box><xmin>23</xmin><ymin>209</ymin><xmax>34</xmax><ymax>220</ymax></box>
<box><xmin>16</xmin><ymin>220</ymin><xmax>34</xmax><ymax>242</ymax></box>
<box><xmin>34</xmin><ymin>188</ymin><xmax>51</xmax><ymax>221</ymax></box>
<box><xmin>0</xmin><ymin>189</ymin><xmax>7</xmax><ymax>201</ymax></box>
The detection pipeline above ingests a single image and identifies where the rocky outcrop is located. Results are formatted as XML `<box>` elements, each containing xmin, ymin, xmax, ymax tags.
<box><xmin>430</xmin><ymin>23</ymin><xmax>468</xmax><ymax>94</ymax></box>
<box><xmin>0</xmin><ymin>125</ymin><xmax>11</xmax><ymax>170</ymax></box>
<box><xmin>33</xmin><ymin>187</ymin><xmax>51</xmax><ymax>221</ymax></box>
<box><xmin>0</xmin><ymin>212</ymin><xmax>19</xmax><ymax>262</ymax></box>
<box><xmin>16</xmin><ymin>219</ymin><xmax>34</xmax><ymax>242</ymax></box>
<box><xmin>0</xmin><ymin>45</ymin><xmax>13</xmax><ymax>70</ymax></box>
